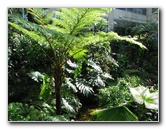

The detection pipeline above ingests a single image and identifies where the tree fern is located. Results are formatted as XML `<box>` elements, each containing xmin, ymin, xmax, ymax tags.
<box><xmin>52</xmin><ymin>8</ymin><xmax>111</xmax><ymax>35</ymax></box>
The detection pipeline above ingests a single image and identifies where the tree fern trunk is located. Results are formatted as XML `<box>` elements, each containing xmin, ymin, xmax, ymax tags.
<box><xmin>54</xmin><ymin>64</ymin><xmax>63</xmax><ymax>115</ymax></box>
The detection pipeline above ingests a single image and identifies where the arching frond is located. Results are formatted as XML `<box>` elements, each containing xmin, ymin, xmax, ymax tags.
<box><xmin>9</xmin><ymin>8</ymin><xmax>146</xmax><ymax>65</ymax></box>
<box><xmin>53</xmin><ymin>8</ymin><xmax>112</xmax><ymax>35</ymax></box>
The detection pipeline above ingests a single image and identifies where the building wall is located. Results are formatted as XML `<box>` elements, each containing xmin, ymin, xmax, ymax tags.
<box><xmin>107</xmin><ymin>8</ymin><xmax>156</xmax><ymax>31</ymax></box>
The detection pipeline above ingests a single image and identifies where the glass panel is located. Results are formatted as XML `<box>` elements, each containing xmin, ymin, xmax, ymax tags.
<box><xmin>142</xmin><ymin>8</ymin><xmax>147</xmax><ymax>15</ymax></box>
<box><xmin>127</xmin><ymin>8</ymin><xmax>134</xmax><ymax>12</ymax></box>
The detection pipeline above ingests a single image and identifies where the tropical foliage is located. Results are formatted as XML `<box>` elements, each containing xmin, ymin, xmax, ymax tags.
<box><xmin>8</xmin><ymin>8</ymin><xmax>158</xmax><ymax>122</ymax></box>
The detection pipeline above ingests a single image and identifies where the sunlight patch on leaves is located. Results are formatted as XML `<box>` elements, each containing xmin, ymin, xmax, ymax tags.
<box><xmin>88</xmin><ymin>59</ymin><xmax>103</xmax><ymax>73</ymax></box>
<box><xmin>102</xmin><ymin>73</ymin><xmax>113</xmax><ymax>79</ymax></box>
<box><xmin>27</xmin><ymin>71</ymin><xmax>44</xmax><ymax>82</ymax></box>
<box><xmin>67</xmin><ymin>60</ymin><xmax>78</xmax><ymax>68</ymax></box>
<box><xmin>69</xmin><ymin>48</ymin><xmax>88</xmax><ymax>60</ymax></box>
<box><xmin>65</xmin><ymin>78</ymin><xmax>78</xmax><ymax>93</ymax></box>
<box><xmin>91</xmin><ymin>106</ymin><xmax>138</xmax><ymax>121</ymax></box>
<box><xmin>129</xmin><ymin>86</ymin><xmax>158</xmax><ymax>110</ymax></box>
<box><xmin>75</xmin><ymin>80</ymin><xmax>94</xmax><ymax>96</ymax></box>
<box><xmin>62</xmin><ymin>98</ymin><xmax>75</xmax><ymax>114</ymax></box>
<box><xmin>96</xmin><ymin>75</ymin><xmax>105</xmax><ymax>87</ymax></box>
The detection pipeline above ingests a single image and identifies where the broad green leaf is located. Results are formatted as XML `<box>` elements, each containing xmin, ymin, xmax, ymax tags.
<box><xmin>88</xmin><ymin>59</ymin><xmax>103</xmax><ymax>73</ymax></box>
<box><xmin>129</xmin><ymin>87</ymin><xmax>144</xmax><ymax>104</ymax></box>
<box><xmin>27</xmin><ymin>71</ymin><xmax>44</xmax><ymax>82</ymax></box>
<box><xmin>39</xmin><ymin>76</ymin><xmax>51</xmax><ymax>100</ymax></box>
<box><xmin>45</xmin><ymin>115</ymin><xmax>68</xmax><ymax>121</ymax></box>
<box><xmin>129</xmin><ymin>86</ymin><xmax>158</xmax><ymax>110</ymax></box>
<box><xmin>102</xmin><ymin>73</ymin><xmax>113</xmax><ymax>79</ymax></box>
<box><xmin>62</xmin><ymin>98</ymin><xmax>75</xmax><ymax>113</ymax></box>
<box><xmin>67</xmin><ymin>60</ymin><xmax>78</xmax><ymax>68</ymax></box>
<box><xmin>75</xmin><ymin>80</ymin><xmax>94</xmax><ymax>96</ymax></box>
<box><xmin>65</xmin><ymin>78</ymin><xmax>78</xmax><ymax>93</ymax></box>
<box><xmin>91</xmin><ymin>106</ymin><xmax>138</xmax><ymax>121</ymax></box>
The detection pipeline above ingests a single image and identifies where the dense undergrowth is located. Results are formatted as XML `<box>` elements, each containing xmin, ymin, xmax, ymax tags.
<box><xmin>8</xmin><ymin>8</ymin><xmax>158</xmax><ymax>122</ymax></box>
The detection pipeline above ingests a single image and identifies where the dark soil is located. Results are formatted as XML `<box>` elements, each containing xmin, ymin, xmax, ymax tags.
<box><xmin>76</xmin><ymin>105</ymin><xmax>101</xmax><ymax>121</ymax></box>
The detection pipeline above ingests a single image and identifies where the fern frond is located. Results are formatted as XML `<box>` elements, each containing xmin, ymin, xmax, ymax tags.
<box><xmin>9</xmin><ymin>14</ymin><xmax>68</xmax><ymax>45</ymax></box>
<box><xmin>8</xmin><ymin>21</ymin><xmax>46</xmax><ymax>44</ymax></box>
<box><xmin>107</xmin><ymin>32</ymin><xmax>147</xmax><ymax>49</ymax></box>
<box><xmin>68</xmin><ymin>48</ymin><xmax>88</xmax><ymax>60</ymax></box>
<box><xmin>9</xmin><ymin>8</ymin><xmax>146</xmax><ymax>66</ymax></box>
<box><xmin>27</xmin><ymin>8</ymin><xmax>45</xmax><ymax>25</ymax></box>
<box><xmin>52</xmin><ymin>8</ymin><xmax>112</xmax><ymax>35</ymax></box>
<box><xmin>80</xmin><ymin>31</ymin><xmax>145</xmax><ymax>49</ymax></box>
<box><xmin>27</xmin><ymin>8</ymin><xmax>55</xmax><ymax>25</ymax></box>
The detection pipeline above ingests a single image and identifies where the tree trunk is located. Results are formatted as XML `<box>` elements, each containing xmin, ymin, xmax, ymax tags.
<box><xmin>54</xmin><ymin>64</ymin><xmax>63</xmax><ymax>115</ymax></box>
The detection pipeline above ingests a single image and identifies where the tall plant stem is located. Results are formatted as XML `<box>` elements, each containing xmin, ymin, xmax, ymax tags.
<box><xmin>54</xmin><ymin>63</ymin><xmax>63</xmax><ymax>115</ymax></box>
